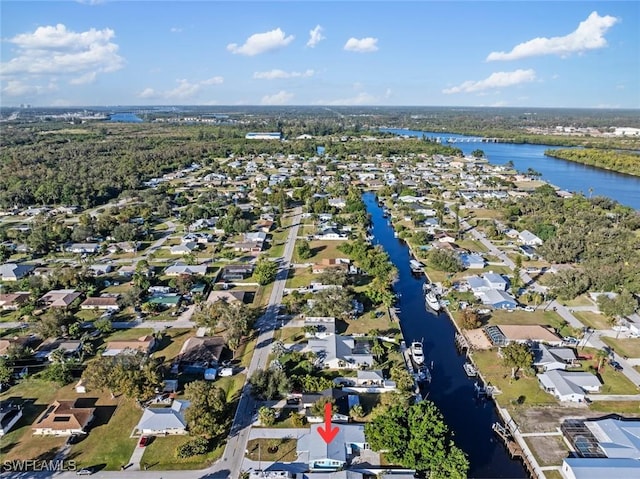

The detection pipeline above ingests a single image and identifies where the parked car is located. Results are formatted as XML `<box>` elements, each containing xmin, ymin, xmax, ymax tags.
<box><xmin>218</xmin><ymin>367</ymin><xmax>234</xmax><ymax>377</ymax></box>
<box><xmin>522</xmin><ymin>306</ymin><xmax>535</xmax><ymax>312</ymax></box>
<box><xmin>138</xmin><ymin>435</ymin><xmax>150</xmax><ymax>447</ymax></box>
<box><xmin>609</xmin><ymin>360</ymin><xmax>623</xmax><ymax>371</ymax></box>
<box><xmin>76</xmin><ymin>467</ymin><xmax>95</xmax><ymax>476</ymax></box>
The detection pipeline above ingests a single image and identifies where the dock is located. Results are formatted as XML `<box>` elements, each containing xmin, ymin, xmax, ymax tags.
<box><xmin>492</xmin><ymin>421</ymin><xmax>540</xmax><ymax>478</ymax></box>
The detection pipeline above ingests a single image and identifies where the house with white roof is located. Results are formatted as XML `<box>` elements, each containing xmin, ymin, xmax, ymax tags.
<box><xmin>532</xmin><ymin>344</ymin><xmax>577</xmax><ymax>372</ymax></box>
<box><xmin>296</xmin><ymin>423</ymin><xmax>374</xmax><ymax>471</ymax></box>
<box><xmin>0</xmin><ymin>263</ymin><xmax>34</xmax><ymax>281</ymax></box>
<box><xmin>518</xmin><ymin>230</ymin><xmax>543</xmax><ymax>246</ymax></box>
<box><xmin>537</xmin><ymin>370</ymin><xmax>602</xmax><ymax>403</ymax></box>
<box><xmin>306</xmin><ymin>335</ymin><xmax>373</xmax><ymax>369</ymax></box>
<box><xmin>135</xmin><ymin>399</ymin><xmax>190</xmax><ymax>435</ymax></box>
<box><xmin>165</xmin><ymin>263</ymin><xmax>208</xmax><ymax>277</ymax></box>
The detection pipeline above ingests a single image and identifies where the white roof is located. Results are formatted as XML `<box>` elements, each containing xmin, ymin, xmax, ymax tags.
<box><xmin>136</xmin><ymin>399</ymin><xmax>190</xmax><ymax>432</ymax></box>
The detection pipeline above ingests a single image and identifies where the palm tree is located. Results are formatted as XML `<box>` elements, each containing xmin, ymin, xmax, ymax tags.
<box><xmin>595</xmin><ymin>348</ymin><xmax>609</xmax><ymax>373</ymax></box>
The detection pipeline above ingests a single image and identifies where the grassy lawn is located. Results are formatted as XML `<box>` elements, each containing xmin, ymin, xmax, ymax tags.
<box><xmin>596</xmin><ymin>366</ymin><xmax>639</xmax><ymax>395</ymax></box>
<box><xmin>273</xmin><ymin>327</ymin><xmax>306</xmax><ymax>344</ymax></box>
<box><xmin>0</xmin><ymin>310</ymin><xmax>22</xmax><ymax>323</ymax></box>
<box><xmin>600</xmin><ymin>336</ymin><xmax>640</xmax><ymax>359</ymax></box>
<box><xmin>572</xmin><ymin>311</ymin><xmax>610</xmax><ymax>331</ymax></box>
<box><xmin>285</xmin><ymin>269</ymin><xmax>315</xmax><ymax>289</ymax></box>
<box><xmin>253</xmin><ymin>283</ymin><xmax>275</xmax><ymax>308</ymax></box>
<box><xmin>589</xmin><ymin>401</ymin><xmax>640</xmax><ymax>414</ymax></box>
<box><xmin>544</xmin><ymin>471</ymin><xmax>564</xmax><ymax>479</ymax></box>
<box><xmin>292</xmin><ymin>240</ymin><xmax>347</xmax><ymax>263</ymax></box>
<box><xmin>235</xmin><ymin>334</ymin><xmax>258</xmax><ymax>370</ymax></box>
<box><xmin>340</xmin><ymin>313</ymin><xmax>401</xmax><ymax>338</ymax></box>
<box><xmin>104</xmin><ymin>328</ymin><xmax>154</xmax><ymax>341</ymax></box>
<box><xmin>246</xmin><ymin>438</ymin><xmax>297</xmax><ymax>462</ymax></box>
<box><xmin>153</xmin><ymin>328</ymin><xmax>194</xmax><ymax>363</ymax></box>
<box><xmin>457</xmin><ymin>239</ymin><xmax>489</xmax><ymax>253</ymax></box>
<box><xmin>140</xmin><ymin>436</ymin><xmax>224</xmax><ymax>470</ymax></box>
<box><xmin>69</xmin><ymin>396</ymin><xmax>139</xmax><ymax>471</ymax></box>
<box><xmin>488</xmin><ymin>309</ymin><xmax>563</xmax><ymax>329</ymax></box>
<box><xmin>466</xmin><ymin>208</ymin><xmax>504</xmax><ymax>220</ymax></box>
<box><xmin>471</xmin><ymin>350</ymin><xmax>557</xmax><ymax>407</ymax></box>
<box><xmin>560</xmin><ymin>295</ymin><xmax>595</xmax><ymax>308</ymax></box>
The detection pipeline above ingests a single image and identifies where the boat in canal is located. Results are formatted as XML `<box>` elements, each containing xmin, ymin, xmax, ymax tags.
<box><xmin>464</xmin><ymin>362</ymin><xmax>478</xmax><ymax>377</ymax></box>
<box><xmin>410</xmin><ymin>341</ymin><xmax>425</xmax><ymax>365</ymax></box>
<box><xmin>409</xmin><ymin>259</ymin><xmax>424</xmax><ymax>274</ymax></box>
<box><xmin>424</xmin><ymin>283</ymin><xmax>441</xmax><ymax>312</ymax></box>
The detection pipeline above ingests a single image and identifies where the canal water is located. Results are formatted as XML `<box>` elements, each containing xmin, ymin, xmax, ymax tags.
<box><xmin>381</xmin><ymin>128</ymin><xmax>640</xmax><ymax>210</ymax></box>
<box><xmin>364</xmin><ymin>192</ymin><xmax>527</xmax><ymax>478</ymax></box>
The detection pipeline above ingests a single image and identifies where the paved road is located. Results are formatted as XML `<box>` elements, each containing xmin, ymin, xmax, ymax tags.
<box><xmin>210</xmin><ymin>207</ymin><xmax>302</xmax><ymax>478</ymax></box>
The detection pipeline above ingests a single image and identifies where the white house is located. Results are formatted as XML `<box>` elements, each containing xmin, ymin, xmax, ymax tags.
<box><xmin>306</xmin><ymin>335</ymin><xmax>373</xmax><ymax>369</ymax></box>
<box><xmin>518</xmin><ymin>230</ymin><xmax>543</xmax><ymax>246</ymax></box>
<box><xmin>538</xmin><ymin>370</ymin><xmax>602</xmax><ymax>402</ymax></box>
<box><xmin>135</xmin><ymin>399</ymin><xmax>190</xmax><ymax>435</ymax></box>
<box><xmin>297</xmin><ymin>424</ymin><xmax>373</xmax><ymax>471</ymax></box>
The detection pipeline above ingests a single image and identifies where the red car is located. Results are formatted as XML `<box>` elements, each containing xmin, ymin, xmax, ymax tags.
<box><xmin>138</xmin><ymin>435</ymin><xmax>150</xmax><ymax>447</ymax></box>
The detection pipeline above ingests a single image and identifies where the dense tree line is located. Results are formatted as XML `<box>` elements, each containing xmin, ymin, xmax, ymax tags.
<box><xmin>545</xmin><ymin>148</ymin><xmax>640</xmax><ymax>177</ymax></box>
<box><xmin>501</xmin><ymin>186</ymin><xmax>640</xmax><ymax>298</ymax></box>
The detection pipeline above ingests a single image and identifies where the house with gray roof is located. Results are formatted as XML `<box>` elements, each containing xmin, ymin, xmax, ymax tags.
<box><xmin>561</xmin><ymin>417</ymin><xmax>640</xmax><ymax>479</ymax></box>
<box><xmin>165</xmin><ymin>263</ymin><xmax>208</xmax><ymax>276</ymax></box>
<box><xmin>532</xmin><ymin>344</ymin><xmax>577</xmax><ymax>372</ymax></box>
<box><xmin>135</xmin><ymin>399</ymin><xmax>190</xmax><ymax>435</ymax></box>
<box><xmin>296</xmin><ymin>423</ymin><xmax>374</xmax><ymax>471</ymax></box>
<box><xmin>538</xmin><ymin>370</ymin><xmax>602</xmax><ymax>403</ymax></box>
<box><xmin>306</xmin><ymin>335</ymin><xmax>373</xmax><ymax>369</ymax></box>
<box><xmin>0</xmin><ymin>263</ymin><xmax>34</xmax><ymax>281</ymax></box>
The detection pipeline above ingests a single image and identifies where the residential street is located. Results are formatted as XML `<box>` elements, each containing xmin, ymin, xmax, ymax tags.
<box><xmin>457</xmin><ymin>214</ymin><xmax>640</xmax><ymax>388</ymax></box>
<box><xmin>10</xmin><ymin>209</ymin><xmax>302</xmax><ymax>479</ymax></box>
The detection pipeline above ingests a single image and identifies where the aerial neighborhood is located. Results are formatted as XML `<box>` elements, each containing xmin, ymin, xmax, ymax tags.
<box><xmin>1</xmin><ymin>108</ymin><xmax>639</xmax><ymax>479</ymax></box>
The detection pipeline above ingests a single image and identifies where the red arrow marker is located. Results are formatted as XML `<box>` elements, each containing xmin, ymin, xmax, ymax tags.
<box><xmin>317</xmin><ymin>402</ymin><xmax>340</xmax><ymax>444</ymax></box>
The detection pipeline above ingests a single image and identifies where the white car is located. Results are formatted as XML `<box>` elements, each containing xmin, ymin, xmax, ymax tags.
<box><xmin>218</xmin><ymin>367</ymin><xmax>234</xmax><ymax>377</ymax></box>
<box><xmin>523</xmin><ymin>306</ymin><xmax>535</xmax><ymax>312</ymax></box>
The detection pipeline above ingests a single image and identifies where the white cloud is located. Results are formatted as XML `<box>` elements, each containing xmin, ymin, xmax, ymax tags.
<box><xmin>344</xmin><ymin>37</ymin><xmax>378</xmax><ymax>53</ymax></box>
<box><xmin>201</xmin><ymin>76</ymin><xmax>224</xmax><ymax>85</ymax></box>
<box><xmin>1</xmin><ymin>24</ymin><xmax>124</xmax><ymax>78</ymax></box>
<box><xmin>261</xmin><ymin>90</ymin><xmax>294</xmax><ymax>105</ymax></box>
<box><xmin>442</xmin><ymin>69</ymin><xmax>536</xmax><ymax>94</ymax></box>
<box><xmin>253</xmin><ymin>69</ymin><xmax>314</xmax><ymax>80</ymax></box>
<box><xmin>487</xmin><ymin>11</ymin><xmax>618</xmax><ymax>61</ymax></box>
<box><xmin>137</xmin><ymin>88</ymin><xmax>158</xmax><ymax>99</ymax></box>
<box><xmin>307</xmin><ymin>25</ymin><xmax>325</xmax><ymax>48</ymax></box>
<box><xmin>70</xmin><ymin>71</ymin><xmax>97</xmax><ymax>85</ymax></box>
<box><xmin>227</xmin><ymin>28</ymin><xmax>294</xmax><ymax>56</ymax></box>
<box><xmin>170</xmin><ymin>27</ymin><xmax>183</xmax><ymax>33</ymax></box>
<box><xmin>137</xmin><ymin>76</ymin><xmax>224</xmax><ymax>100</ymax></box>
<box><xmin>1</xmin><ymin>79</ymin><xmax>57</xmax><ymax>97</ymax></box>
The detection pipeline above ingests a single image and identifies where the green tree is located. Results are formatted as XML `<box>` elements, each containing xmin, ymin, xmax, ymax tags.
<box><xmin>249</xmin><ymin>368</ymin><xmax>291</xmax><ymax>400</ymax></box>
<box><xmin>365</xmin><ymin>401</ymin><xmax>469</xmax><ymax>477</ymax></box>
<box><xmin>258</xmin><ymin>406</ymin><xmax>276</xmax><ymax>427</ymax></box>
<box><xmin>253</xmin><ymin>257</ymin><xmax>278</xmax><ymax>285</ymax></box>
<box><xmin>184</xmin><ymin>381</ymin><xmax>228</xmax><ymax>438</ymax></box>
<box><xmin>390</xmin><ymin>366</ymin><xmax>415</xmax><ymax>392</ymax></box>
<box><xmin>349</xmin><ymin>404</ymin><xmax>365</xmax><ymax>420</ymax></box>
<box><xmin>460</xmin><ymin>309</ymin><xmax>481</xmax><ymax>329</ymax></box>
<box><xmin>501</xmin><ymin>342</ymin><xmax>533</xmax><ymax>379</ymax></box>
<box><xmin>310</xmin><ymin>397</ymin><xmax>337</xmax><ymax>417</ymax></box>
<box><xmin>296</xmin><ymin>240</ymin><xmax>312</xmax><ymax>260</ymax></box>
<box><xmin>0</xmin><ymin>358</ymin><xmax>13</xmax><ymax>385</ymax></box>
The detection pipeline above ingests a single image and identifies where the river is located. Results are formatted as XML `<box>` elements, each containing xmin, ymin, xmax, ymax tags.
<box><xmin>364</xmin><ymin>192</ymin><xmax>527</xmax><ymax>478</ymax></box>
<box><xmin>381</xmin><ymin>128</ymin><xmax>640</xmax><ymax>210</ymax></box>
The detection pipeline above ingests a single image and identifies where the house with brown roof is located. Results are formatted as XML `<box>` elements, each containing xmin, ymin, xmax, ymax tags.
<box><xmin>32</xmin><ymin>400</ymin><xmax>95</xmax><ymax>436</ymax></box>
<box><xmin>0</xmin><ymin>335</ymin><xmax>35</xmax><ymax>357</ymax></box>
<box><xmin>206</xmin><ymin>290</ymin><xmax>246</xmax><ymax>304</ymax></box>
<box><xmin>102</xmin><ymin>335</ymin><xmax>156</xmax><ymax>357</ymax></box>
<box><xmin>0</xmin><ymin>291</ymin><xmax>31</xmax><ymax>311</ymax></box>
<box><xmin>312</xmin><ymin>258</ymin><xmax>350</xmax><ymax>274</ymax></box>
<box><xmin>175</xmin><ymin>336</ymin><xmax>226</xmax><ymax>374</ymax></box>
<box><xmin>39</xmin><ymin>289</ymin><xmax>82</xmax><ymax>308</ymax></box>
<box><xmin>80</xmin><ymin>295</ymin><xmax>120</xmax><ymax>311</ymax></box>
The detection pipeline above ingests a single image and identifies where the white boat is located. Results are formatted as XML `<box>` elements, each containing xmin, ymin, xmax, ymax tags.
<box><xmin>464</xmin><ymin>362</ymin><xmax>478</xmax><ymax>377</ymax></box>
<box><xmin>410</xmin><ymin>341</ymin><xmax>425</xmax><ymax>365</ymax></box>
<box><xmin>409</xmin><ymin>259</ymin><xmax>424</xmax><ymax>274</ymax></box>
<box><xmin>425</xmin><ymin>290</ymin><xmax>441</xmax><ymax>312</ymax></box>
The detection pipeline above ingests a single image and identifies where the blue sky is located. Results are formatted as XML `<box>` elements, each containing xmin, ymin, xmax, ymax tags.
<box><xmin>1</xmin><ymin>1</ymin><xmax>638</xmax><ymax>108</ymax></box>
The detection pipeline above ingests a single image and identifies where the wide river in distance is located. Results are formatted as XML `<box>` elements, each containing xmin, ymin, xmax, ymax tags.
<box><xmin>382</xmin><ymin>128</ymin><xmax>640</xmax><ymax>210</ymax></box>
